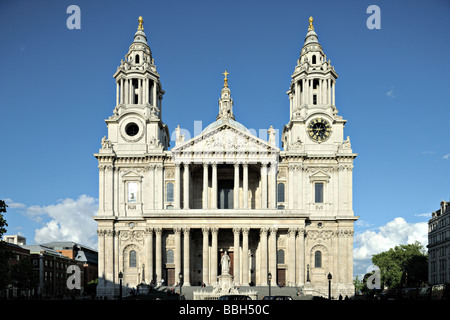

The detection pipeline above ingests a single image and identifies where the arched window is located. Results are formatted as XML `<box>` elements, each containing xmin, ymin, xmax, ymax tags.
<box><xmin>277</xmin><ymin>249</ymin><xmax>285</xmax><ymax>264</ymax></box>
<box><xmin>129</xmin><ymin>250</ymin><xmax>137</xmax><ymax>268</ymax></box>
<box><xmin>312</xmin><ymin>55</ymin><xmax>316</xmax><ymax>64</ymax></box>
<box><xmin>314</xmin><ymin>250</ymin><xmax>322</xmax><ymax>268</ymax></box>
<box><xmin>135</xmin><ymin>54</ymin><xmax>140</xmax><ymax>64</ymax></box>
<box><xmin>166</xmin><ymin>182</ymin><xmax>174</xmax><ymax>202</ymax></box>
<box><xmin>277</xmin><ymin>183</ymin><xmax>285</xmax><ymax>202</ymax></box>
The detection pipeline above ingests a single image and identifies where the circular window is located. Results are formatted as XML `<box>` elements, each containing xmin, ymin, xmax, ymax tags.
<box><xmin>125</xmin><ymin>123</ymin><xmax>139</xmax><ymax>136</ymax></box>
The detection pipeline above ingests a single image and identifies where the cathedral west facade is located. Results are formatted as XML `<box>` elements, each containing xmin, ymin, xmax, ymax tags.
<box><xmin>94</xmin><ymin>16</ymin><xmax>358</xmax><ymax>299</ymax></box>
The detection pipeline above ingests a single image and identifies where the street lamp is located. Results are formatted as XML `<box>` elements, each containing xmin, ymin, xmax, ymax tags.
<box><xmin>327</xmin><ymin>272</ymin><xmax>332</xmax><ymax>300</ymax></box>
<box><xmin>118</xmin><ymin>271</ymin><xmax>123</xmax><ymax>300</ymax></box>
<box><xmin>179</xmin><ymin>272</ymin><xmax>183</xmax><ymax>299</ymax></box>
<box><xmin>268</xmin><ymin>272</ymin><xmax>272</xmax><ymax>298</ymax></box>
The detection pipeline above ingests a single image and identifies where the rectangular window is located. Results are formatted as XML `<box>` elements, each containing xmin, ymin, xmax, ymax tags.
<box><xmin>315</xmin><ymin>182</ymin><xmax>323</xmax><ymax>203</ymax></box>
<box><xmin>128</xmin><ymin>182</ymin><xmax>138</xmax><ymax>203</ymax></box>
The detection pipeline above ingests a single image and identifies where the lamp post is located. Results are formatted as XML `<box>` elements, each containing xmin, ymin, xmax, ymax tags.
<box><xmin>179</xmin><ymin>272</ymin><xmax>183</xmax><ymax>300</ymax></box>
<box><xmin>118</xmin><ymin>271</ymin><xmax>123</xmax><ymax>300</ymax></box>
<box><xmin>327</xmin><ymin>272</ymin><xmax>332</xmax><ymax>300</ymax></box>
<box><xmin>268</xmin><ymin>272</ymin><xmax>272</xmax><ymax>298</ymax></box>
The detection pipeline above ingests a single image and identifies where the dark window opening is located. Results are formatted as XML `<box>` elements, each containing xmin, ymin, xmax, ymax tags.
<box><xmin>125</xmin><ymin>123</ymin><xmax>139</xmax><ymax>136</ymax></box>
<box><xmin>312</xmin><ymin>55</ymin><xmax>316</xmax><ymax>64</ymax></box>
<box><xmin>315</xmin><ymin>182</ymin><xmax>323</xmax><ymax>203</ymax></box>
<box><xmin>135</xmin><ymin>54</ymin><xmax>140</xmax><ymax>64</ymax></box>
<box><xmin>314</xmin><ymin>251</ymin><xmax>322</xmax><ymax>268</ymax></box>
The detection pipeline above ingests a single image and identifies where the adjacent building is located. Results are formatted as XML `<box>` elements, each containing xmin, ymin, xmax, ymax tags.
<box><xmin>94</xmin><ymin>16</ymin><xmax>358</xmax><ymax>299</ymax></box>
<box><xmin>428</xmin><ymin>201</ymin><xmax>450</xmax><ymax>285</ymax></box>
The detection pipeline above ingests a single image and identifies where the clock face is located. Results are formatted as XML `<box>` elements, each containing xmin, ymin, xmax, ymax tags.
<box><xmin>308</xmin><ymin>118</ymin><xmax>331</xmax><ymax>142</ymax></box>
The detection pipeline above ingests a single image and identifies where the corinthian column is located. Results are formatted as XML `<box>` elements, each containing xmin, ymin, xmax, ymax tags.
<box><xmin>234</xmin><ymin>163</ymin><xmax>240</xmax><ymax>209</ymax></box>
<box><xmin>260</xmin><ymin>228</ymin><xmax>268</xmax><ymax>286</ymax></box>
<box><xmin>202</xmin><ymin>228</ymin><xmax>210</xmax><ymax>285</ymax></box>
<box><xmin>269</xmin><ymin>228</ymin><xmax>277</xmax><ymax>286</ymax></box>
<box><xmin>183</xmin><ymin>228</ymin><xmax>191</xmax><ymax>286</ymax></box>
<box><xmin>233</xmin><ymin>228</ymin><xmax>241</xmax><ymax>286</ymax></box>
<box><xmin>174</xmin><ymin>228</ymin><xmax>181</xmax><ymax>282</ymax></box>
<box><xmin>155</xmin><ymin>228</ymin><xmax>162</xmax><ymax>284</ymax></box>
<box><xmin>242</xmin><ymin>228</ymin><xmax>250</xmax><ymax>285</ymax></box>
<box><xmin>211</xmin><ymin>228</ymin><xmax>218</xmax><ymax>284</ymax></box>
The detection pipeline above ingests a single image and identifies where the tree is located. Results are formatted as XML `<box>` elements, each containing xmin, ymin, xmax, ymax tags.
<box><xmin>372</xmin><ymin>241</ymin><xmax>428</xmax><ymax>289</ymax></box>
<box><xmin>0</xmin><ymin>200</ymin><xmax>13</xmax><ymax>291</ymax></box>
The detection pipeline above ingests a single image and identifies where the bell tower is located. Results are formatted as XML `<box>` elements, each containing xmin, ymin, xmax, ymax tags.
<box><xmin>282</xmin><ymin>17</ymin><xmax>348</xmax><ymax>154</ymax></box>
<box><xmin>105</xmin><ymin>16</ymin><xmax>170</xmax><ymax>154</ymax></box>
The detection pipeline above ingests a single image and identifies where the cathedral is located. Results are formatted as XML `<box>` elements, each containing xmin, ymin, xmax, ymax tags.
<box><xmin>94</xmin><ymin>16</ymin><xmax>358</xmax><ymax>299</ymax></box>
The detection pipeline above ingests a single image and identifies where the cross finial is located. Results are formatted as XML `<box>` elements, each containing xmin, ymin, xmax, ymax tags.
<box><xmin>222</xmin><ymin>70</ymin><xmax>230</xmax><ymax>87</ymax></box>
<box><xmin>138</xmin><ymin>16</ymin><xmax>144</xmax><ymax>30</ymax></box>
<box><xmin>308</xmin><ymin>16</ymin><xmax>314</xmax><ymax>31</ymax></box>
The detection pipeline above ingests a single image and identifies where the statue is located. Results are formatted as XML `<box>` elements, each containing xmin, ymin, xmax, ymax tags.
<box><xmin>220</xmin><ymin>251</ymin><xmax>231</xmax><ymax>275</ymax></box>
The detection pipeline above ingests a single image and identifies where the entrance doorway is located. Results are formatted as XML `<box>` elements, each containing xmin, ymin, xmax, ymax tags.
<box><xmin>277</xmin><ymin>269</ymin><xmax>286</xmax><ymax>287</ymax></box>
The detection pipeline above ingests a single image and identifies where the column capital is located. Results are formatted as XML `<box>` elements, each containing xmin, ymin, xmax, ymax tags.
<box><xmin>288</xmin><ymin>228</ymin><xmax>297</xmax><ymax>236</ymax></box>
<box><xmin>233</xmin><ymin>227</ymin><xmax>241</xmax><ymax>235</ymax></box>
<box><xmin>173</xmin><ymin>227</ymin><xmax>182</xmax><ymax>235</ymax></box>
<box><xmin>211</xmin><ymin>227</ymin><xmax>219</xmax><ymax>235</ymax></box>
<box><xmin>202</xmin><ymin>227</ymin><xmax>210</xmax><ymax>235</ymax></box>
<box><xmin>260</xmin><ymin>228</ymin><xmax>269</xmax><ymax>235</ymax></box>
<box><xmin>242</xmin><ymin>227</ymin><xmax>250</xmax><ymax>235</ymax></box>
<box><xmin>144</xmin><ymin>227</ymin><xmax>153</xmax><ymax>235</ymax></box>
<box><xmin>155</xmin><ymin>227</ymin><xmax>163</xmax><ymax>235</ymax></box>
<box><xmin>269</xmin><ymin>227</ymin><xmax>278</xmax><ymax>235</ymax></box>
<box><xmin>183</xmin><ymin>227</ymin><xmax>190</xmax><ymax>235</ymax></box>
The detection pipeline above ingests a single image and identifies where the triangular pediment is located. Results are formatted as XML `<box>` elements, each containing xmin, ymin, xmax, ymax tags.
<box><xmin>172</xmin><ymin>121</ymin><xmax>279</xmax><ymax>155</ymax></box>
<box><xmin>309</xmin><ymin>170</ymin><xmax>331</xmax><ymax>182</ymax></box>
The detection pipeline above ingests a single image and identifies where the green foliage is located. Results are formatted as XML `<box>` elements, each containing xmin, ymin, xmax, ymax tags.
<box><xmin>372</xmin><ymin>241</ymin><xmax>428</xmax><ymax>289</ymax></box>
<box><xmin>0</xmin><ymin>200</ymin><xmax>12</xmax><ymax>291</ymax></box>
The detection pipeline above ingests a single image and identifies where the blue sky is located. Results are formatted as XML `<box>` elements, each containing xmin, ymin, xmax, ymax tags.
<box><xmin>1</xmin><ymin>0</ymin><xmax>449</xmax><ymax>277</ymax></box>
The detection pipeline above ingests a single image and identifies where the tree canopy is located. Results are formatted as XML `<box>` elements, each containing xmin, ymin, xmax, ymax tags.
<box><xmin>371</xmin><ymin>241</ymin><xmax>428</xmax><ymax>289</ymax></box>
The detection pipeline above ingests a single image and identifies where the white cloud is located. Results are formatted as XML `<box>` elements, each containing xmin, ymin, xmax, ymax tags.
<box><xmin>354</xmin><ymin>217</ymin><xmax>428</xmax><ymax>261</ymax></box>
<box><xmin>386</xmin><ymin>87</ymin><xmax>395</xmax><ymax>98</ymax></box>
<box><xmin>443</xmin><ymin>154</ymin><xmax>450</xmax><ymax>160</ymax></box>
<box><xmin>353</xmin><ymin>217</ymin><xmax>428</xmax><ymax>277</ymax></box>
<box><xmin>13</xmin><ymin>195</ymin><xmax>99</xmax><ymax>249</ymax></box>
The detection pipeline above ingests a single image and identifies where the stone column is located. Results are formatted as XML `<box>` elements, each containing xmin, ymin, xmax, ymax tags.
<box><xmin>202</xmin><ymin>228</ymin><xmax>210</xmax><ymax>285</ymax></box>
<box><xmin>260</xmin><ymin>228</ymin><xmax>268</xmax><ymax>286</ymax></box>
<box><xmin>145</xmin><ymin>228</ymin><xmax>153</xmax><ymax>284</ymax></box>
<box><xmin>269</xmin><ymin>163</ymin><xmax>277</xmax><ymax>209</ymax></box>
<box><xmin>233</xmin><ymin>228</ymin><xmax>241</xmax><ymax>286</ymax></box>
<box><xmin>174</xmin><ymin>164</ymin><xmax>181</xmax><ymax>209</ymax></box>
<box><xmin>183</xmin><ymin>163</ymin><xmax>190</xmax><ymax>209</ymax></box>
<box><xmin>243</xmin><ymin>163</ymin><xmax>248</xmax><ymax>209</ymax></box>
<box><xmin>211</xmin><ymin>228</ymin><xmax>218</xmax><ymax>284</ymax></box>
<box><xmin>288</xmin><ymin>165</ymin><xmax>294</xmax><ymax>209</ymax></box>
<box><xmin>287</xmin><ymin>228</ymin><xmax>296</xmax><ymax>286</ymax></box>
<box><xmin>183</xmin><ymin>228</ymin><xmax>191</xmax><ymax>286</ymax></box>
<box><xmin>331</xmin><ymin>81</ymin><xmax>336</xmax><ymax>106</ymax></box>
<box><xmin>234</xmin><ymin>163</ymin><xmax>240</xmax><ymax>209</ymax></box>
<box><xmin>347</xmin><ymin>230</ymin><xmax>354</xmax><ymax>286</ymax></box>
<box><xmin>155</xmin><ymin>228</ymin><xmax>162</xmax><ymax>284</ymax></box>
<box><xmin>156</xmin><ymin>165</ymin><xmax>164</xmax><ymax>210</ymax></box>
<box><xmin>174</xmin><ymin>228</ymin><xmax>181</xmax><ymax>283</ymax></box>
<box><xmin>242</xmin><ymin>228</ymin><xmax>250</xmax><ymax>285</ymax></box>
<box><xmin>116</xmin><ymin>82</ymin><xmax>119</xmax><ymax>106</ymax></box>
<box><xmin>153</xmin><ymin>80</ymin><xmax>157</xmax><ymax>106</ymax></box>
<box><xmin>269</xmin><ymin>228</ymin><xmax>277</xmax><ymax>286</ymax></box>
<box><xmin>97</xmin><ymin>230</ymin><xmax>105</xmax><ymax>285</ymax></box>
<box><xmin>297</xmin><ymin>228</ymin><xmax>305</xmax><ymax>285</ymax></box>
<box><xmin>211</xmin><ymin>163</ymin><xmax>218</xmax><ymax>209</ymax></box>
<box><xmin>203</xmin><ymin>163</ymin><xmax>209</xmax><ymax>209</ymax></box>
<box><xmin>261</xmin><ymin>163</ymin><xmax>268</xmax><ymax>209</ymax></box>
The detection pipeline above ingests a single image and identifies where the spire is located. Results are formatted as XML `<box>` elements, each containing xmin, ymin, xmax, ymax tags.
<box><xmin>217</xmin><ymin>70</ymin><xmax>235</xmax><ymax>120</ymax></box>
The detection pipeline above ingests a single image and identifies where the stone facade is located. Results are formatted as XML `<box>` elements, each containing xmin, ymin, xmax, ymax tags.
<box><xmin>94</xmin><ymin>16</ymin><xmax>358</xmax><ymax>299</ymax></box>
<box><xmin>428</xmin><ymin>201</ymin><xmax>450</xmax><ymax>285</ymax></box>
